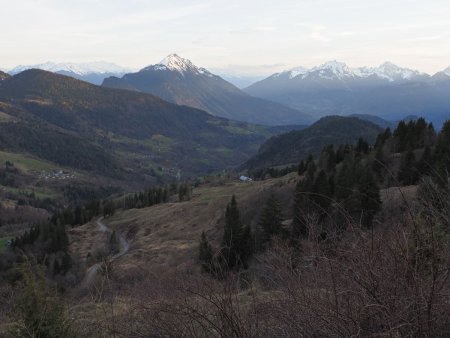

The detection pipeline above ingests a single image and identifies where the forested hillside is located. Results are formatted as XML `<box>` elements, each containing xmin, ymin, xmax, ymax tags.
<box><xmin>243</xmin><ymin>116</ymin><xmax>382</xmax><ymax>170</ymax></box>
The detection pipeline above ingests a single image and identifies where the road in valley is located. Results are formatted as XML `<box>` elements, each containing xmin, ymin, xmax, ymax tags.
<box><xmin>81</xmin><ymin>217</ymin><xmax>130</xmax><ymax>288</ymax></box>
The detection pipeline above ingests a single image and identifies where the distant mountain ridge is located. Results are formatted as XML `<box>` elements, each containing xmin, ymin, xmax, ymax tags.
<box><xmin>0</xmin><ymin>69</ymin><xmax>289</xmax><ymax>181</ymax></box>
<box><xmin>102</xmin><ymin>54</ymin><xmax>312</xmax><ymax>126</ymax></box>
<box><xmin>245</xmin><ymin>61</ymin><xmax>450</xmax><ymax>126</ymax></box>
<box><xmin>267</xmin><ymin>61</ymin><xmax>428</xmax><ymax>82</ymax></box>
<box><xmin>242</xmin><ymin>116</ymin><xmax>383</xmax><ymax>170</ymax></box>
<box><xmin>8</xmin><ymin>61</ymin><xmax>131</xmax><ymax>85</ymax></box>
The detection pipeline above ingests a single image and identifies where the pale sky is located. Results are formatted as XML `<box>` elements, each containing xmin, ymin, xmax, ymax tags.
<box><xmin>1</xmin><ymin>0</ymin><xmax>450</xmax><ymax>75</ymax></box>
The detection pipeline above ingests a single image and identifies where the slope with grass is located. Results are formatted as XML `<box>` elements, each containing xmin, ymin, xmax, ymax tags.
<box><xmin>70</xmin><ymin>174</ymin><xmax>298</xmax><ymax>275</ymax></box>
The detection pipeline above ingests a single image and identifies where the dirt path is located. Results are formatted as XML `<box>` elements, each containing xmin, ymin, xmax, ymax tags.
<box><xmin>81</xmin><ymin>217</ymin><xmax>130</xmax><ymax>288</ymax></box>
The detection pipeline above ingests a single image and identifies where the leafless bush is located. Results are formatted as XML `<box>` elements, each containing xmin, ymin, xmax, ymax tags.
<box><xmin>83</xmin><ymin>179</ymin><xmax>450</xmax><ymax>337</ymax></box>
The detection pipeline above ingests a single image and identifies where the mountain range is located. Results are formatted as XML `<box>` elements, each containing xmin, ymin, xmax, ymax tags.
<box><xmin>4</xmin><ymin>57</ymin><xmax>450</xmax><ymax>127</ymax></box>
<box><xmin>102</xmin><ymin>54</ymin><xmax>312</xmax><ymax>126</ymax></box>
<box><xmin>7</xmin><ymin>61</ymin><xmax>131</xmax><ymax>85</ymax></box>
<box><xmin>245</xmin><ymin>61</ymin><xmax>450</xmax><ymax>127</ymax></box>
<box><xmin>0</xmin><ymin>69</ymin><xmax>295</xmax><ymax>185</ymax></box>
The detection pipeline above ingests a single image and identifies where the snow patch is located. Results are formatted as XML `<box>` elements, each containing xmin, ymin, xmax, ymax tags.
<box><xmin>141</xmin><ymin>54</ymin><xmax>214</xmax><ymax>77</ymax></box>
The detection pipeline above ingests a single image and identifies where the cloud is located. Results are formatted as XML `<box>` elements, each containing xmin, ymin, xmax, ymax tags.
<box><xmin>310</xmin><ymin>25</ymin><xmax>330</xmax><ymax>42</ymax></box>
<box><xmin>253</xmin><ymin>26</ymin><xmax>277</xmax><ymax>32</ymax></box>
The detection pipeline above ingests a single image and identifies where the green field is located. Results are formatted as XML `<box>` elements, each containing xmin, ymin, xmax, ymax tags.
<box><xmin>1</xmin><ymin>186</ymin><xmax>58</xmax><ymax>200</ymax></box>
<box><xmin>0</xmin><ymin>151</ymin><xmax>55</xmax><ymax>172</ymax></box>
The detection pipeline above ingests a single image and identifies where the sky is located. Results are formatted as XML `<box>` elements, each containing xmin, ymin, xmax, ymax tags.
<box><xmin>1</xmin><ymin>0</ymin><xmax>450</xmax><ymax>76</ymax></box>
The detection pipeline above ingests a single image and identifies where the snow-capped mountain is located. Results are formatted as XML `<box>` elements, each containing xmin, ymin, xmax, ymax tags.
<box><xmin>9</xmin><ymin>61</ymin><xmax>130</xmax><ymax>75</ymax></box>
<box><xmin>272</xmin><ymin>61</ymin><xmax>426</xmax><ymax>82</ymax></box>
<box><xmin>102</xmin><ymin>54</ymin><xmax>312</xmax><ymax>126</ymax></box>
<box><xmin>8</xmin><ymin>61</ymin><xmax>131</xmax><ymax>85</ymax></box>
<box><xmin>444</xmin><ymin>66</ymin><xmax>450</xmax><ymax>76</ymax></box>
<box><xmin>245</xmin><ymin>61</ymin><xmax>450</xmax><ymax>126</ymax></box>
<box><xmin>141</xmin><ymin>54</ymin><xmax>213</xmax><ymax>77</ymax></box>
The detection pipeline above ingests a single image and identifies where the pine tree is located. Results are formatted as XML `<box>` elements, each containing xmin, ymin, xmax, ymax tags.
<box><xmin>109</xmin><ymin>231</ymin><xmax>120</xmax><ymax>255</ymax></box>
<box><xmin>398</xmin><ymin>149</ymin><xmax>419</xmax><ymax>185</ymax></box>
<box><xmin>335</xmin><ymin>160</ymin><xmax>354</xmax><ymax>201</ymax></box>
<box><xmin>298</xmin><ymin>160</ymin><xmax>306</xmax><ymax>175</ymax></box>
<box><xmin>372</xmin><ymin>146</ymin><xmax>385</xmax><ymax>178</ymax></box>
<box><xmin>356</xmin><ymin>137</ymin><xmax>370</xmax><ymax>154</ymax></box>
<box><xmin>306</xmin><ymin>159</ymin><xmax>317</xmax><ymax>180</ymax></box>
<box><xmin>238</xmin><ymin>225</ymin><xmax>253</xmax><ymax>269</ymax></box>
<box><xmin>221</xmin><ymin>196</ymin><xmax>251</xmax><ymax>269</ymax></box>
<box><xmin>198</xmin><ymin>231</ymin><xmax>213</xmax><ymax>272</ymax></box>
<box><xmin>374</xmin><ymin>128</ymin><xmax>392</xmax><ymax>149</ymax></box>
<box><xmin>13</xmin><ymin>261</ymin><xmax>76</xmax><ymax>337</ymax></box>
<box><xmin>60</xmin><ymin>252</ymin><xmax>72</xmax><ymax>274</ymax></box>
<box><xmin>357</xmin><ymin>168</ymin><xmax>381</xmax><ymax>227</ymax></box>
<box><xmin>394</xmin><ymin>121</ymin><xmax>408</xmax><ymax>152</ymax></box>
<box><xmin>258</xmin><ymin>193</ymin><xmax>283</xmax><ymax>244</ymax></box>
<box><xmin>292</xmin><ymin>176</ymin><xmax>314</xmax><ymax>239</ymax></box>
<box><xmin>312</xmin><ymin>170</ymin><xmax>332</xmax><ymax>212</ymax></box>
<box><xmin>416</xmin><ymin>145</ymin><xmax>433</xmax><ymax>177</ymax></box>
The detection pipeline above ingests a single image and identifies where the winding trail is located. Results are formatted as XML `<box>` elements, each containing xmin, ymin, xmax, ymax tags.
<box><xmin>81</xmin><ymin>217</ymin><xmax>130</xmax><ymax>288</ymax></box>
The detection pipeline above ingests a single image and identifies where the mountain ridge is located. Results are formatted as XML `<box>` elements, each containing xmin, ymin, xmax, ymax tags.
<box><xmin>102</xmin><ymin>54</ymin><xmax>312</xmax><ymax>126</ymax></box>
<box><xmin>244</xmin><ymin>61</ymin><xmax>450</xmax><ymax>126</ymax></box>
<box><xmin>0</xmin><ymin>69</ymin><xmax>287</xmax><ymax>180</ymax></box>
<box><xmin>242</xmin><ymin>116</ymin><xmax>383</xmax><ymax>170</ymax></box>
<box><xmin>8</xmin><ymin>61</ymin><xmax>131</xmax><ymax>85</ymax></box>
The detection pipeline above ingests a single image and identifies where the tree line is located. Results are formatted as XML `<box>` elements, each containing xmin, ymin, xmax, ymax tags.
<box><xmin>199</xmin><ymin>118</ymin><xmax>450</xmax><ymax>274</ymax></box>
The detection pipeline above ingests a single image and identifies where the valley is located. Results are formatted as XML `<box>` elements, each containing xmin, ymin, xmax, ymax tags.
<box><xmin>1</xmin><ymin>35</ymin><xmax>450</xmax><ymax>338</ymax></box>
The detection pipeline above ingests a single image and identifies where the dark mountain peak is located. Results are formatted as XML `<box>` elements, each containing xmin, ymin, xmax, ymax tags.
<box><xmin>0</xmin><ymin>68</ymin><xmax>99</xmax><ymax>100</ymax></box>
<box><xmin>0</xmin><ymin>70</ymin><xmax>9</xmax><ymax>81</ymax></box>
<box><xmin>103</xmin><ymin>57</ymin><xmax>312</xmax><ymax>126</ymax></box>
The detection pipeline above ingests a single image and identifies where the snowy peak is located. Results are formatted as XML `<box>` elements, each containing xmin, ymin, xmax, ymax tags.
<box><xmin>142</xmin><ymin>54</ymin><xmax>213</xmax><ymax>77</ymax></box>
<box><xmin>278</xmin><ymin>61</ymin><xmax>425</xmax><ymax>82</ymax></box>
<box><xmin>277</xmin><ymin>60</ymin><xmax>355</xmax><ymax>80</ymax></box>
<box><xmin>309</xmin><ymin>60</ymin><xmax>354</xmax><ymax>79</ymax></box>
<box><xmin>159</xmin><ymin>54</ymin><xmax>196</xmax><ymax>73</ymax></box>
<box><xmin>289</xmin><ymin>66</ymin><xmax>308</xmax><ymax>78</ymax></box>
<box><xmin>9</xmin><ymin>61</ymin><xmax>130</xmax><ymax>76</ymax></box>
<box><xmin>369</xmin><ymin>62</ymin><xmax>424</xmax><ymax>81</ymax></box>
<box><xmin>444</xmin><ymin>66</ymin><xmax>450</xmax><ymax>76</ymax></box>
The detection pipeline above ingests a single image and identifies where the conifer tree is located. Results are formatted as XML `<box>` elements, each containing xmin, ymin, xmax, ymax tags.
<box><xmin>398</xmin><ymin>149</ymin><xmax>419</xmax><ymax>185</ymax></box>
<box><xmin>221</xmin><ymin>195</ymin><xmax>251</xmax><ymax>268</ymax></box>
<box><xmin>416</xmin><ymin>145</ymin><xmax>433</xmax><ymax>177</ymax></box>
<box><xmin>335</xmin><ymin>160</ymin><xmax>354</xmax><ymax>201</ymax></box>
<box><xmin>357</xmin><ymin>168</ymin><xmax>381</xmax><ymax>227</ymax></box>
<box><xmin>312</xmin><ymin>170</ymin><xmax>332</xmax><ymax>212</ymax></box>
<box><xmin>60</xmin><ymin>252</ymin><xmax>72</xmax><ymax>274</ymax></box>
<box><xmin>356</xmin><ymin>137</ymin><xmax>370</xmax><ymax>154</ymax></box>
<box><xmin>298</xmin><ymin>160</ymin><xmax>306</xmax><ymax>176</ymax></box>
<box><xmin>374</xmin><ymin>128</ymin><xmax>392</xmax><ymax>149</ymax></box>
<box><xmin>198</xmin><ymin>231</ymin><xmax>213</xmax><ymax>272</ymax></box>
<box><xmin>13</xmin><ymin>261</ymin><xmax>76</xmax><ymax>337</ymax></box>
<box><xmin>292</xmin><ymin>176</ymin><xmax>314</xmax><ymax>239</ymax></box>
<box><xmin>372</xmin><ymin>146</ymin><xmax>385</xmax><ymax>178</ymax></box>
<box><xmin>258</xmin><ymin>193</ymin><xmax>283</xmax><ymax>244</ymax></box>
